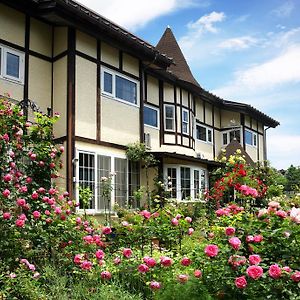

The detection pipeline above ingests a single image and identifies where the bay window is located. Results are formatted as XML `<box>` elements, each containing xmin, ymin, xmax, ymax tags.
<box><xmin>182</xmin><ymin>109</ymin><xmax>189</xmax><ymax>134</ymax></box>
<box><xmin>196</xmin><ymin>124</ymin><xmax>212</xmax><ymax>143</ymax></box>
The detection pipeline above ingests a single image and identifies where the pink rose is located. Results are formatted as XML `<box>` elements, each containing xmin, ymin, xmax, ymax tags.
<box><xmin>282</xmin><ymin>266</ymin><xmax>292</xmax><ymax>273</ymax></box>
<box><xmin>216</xmin><ymin>208</ymin><xmax>230</xmax><ymax>217</ymax></box>
<box><xmin>83</xmin><ymin>235</ymin><xmax>93</xmax><ymax>244</ymax></box>
<box><xmin>3</xmin><ymin>212</ymin><xmax>11</xmax><ymax>220</ymax></box>
<box><xmin>235</xmin><ymin>276</ymin><xmax>247</xmax><ymax>289</ymax></box>
<box><xmin>269</xmin><ymin>264</ymin><xmax>281</xmax><ymax>279</ymax></box>
<box><xmin>204</xmin><ymin>244</ymin><xmax>219</xmax><ymax>257</ymax></box>
<box><xmin>137</xmin><ymin>264</ymin><xmax>149</xmax><ymax>273</ymax></box>
<box><xmin>194</xmin><ymin>269</ymin><xmax>202</xmax><ymax>278</ymax></box>
<box><xmin>229</xmin><ymin>237</ymin><xmax>241</xmax><ymax>250</ymax></box>
<box><xmin>175</xmin><ymin>214</ymin><xmax>181</xmax><ymax>219</ymax></box>
<box><xmin>28</xmin><ymin>264</ymin><xmax>36</xmax><ymax>271</ymax></box>
<box><xmin>276</xmin><ymin>210</ymin><xmax>287</xmax><ymax>218</ymax></box>
<box><xmin>95</xmin><ymin>249</ymin><xmax>105</xmax><ymax>260</ymax></box>
<box><xmin>171</xmin><ymin>218</ymin><xmax>179</xmax><ymax>226</ymax></box>
<box><xmin>268</xmin><ymin>201</ymin><xmax>280</xmax><ymax>209</ymax></box>
<box><xmin>74</xmin><ymin>254</ymin><xmax>83</xmax><ymax>265</ymax></box>
<box><xmin>76</xmin><ymin>217</ymin><xmax>82</xmax><ymax>224</ymax></box>
<box><xmin>185</xmin><ymin>216</ymin><xmax>192</xmax><ymax>223</ymax></box>
<box><xmin>102</xmin><ymin>226</ymin><xmax>112</xmax><ymax>235</ymax></box>
<box><xmin>188</xmin><ymin>227</ymin><xmax>194</xmax><ymax>235</ymax></box>
<box><xmin>249</xmin><ymin>255</ymin><xmax>261</xmax><ymax>265</ymax></box>
<box><xmin>225</xmin><ymin>227</ymin><xmax>236</xmax><ymax>236</ymax></box>
<box><xmin>16</xmin><ymin>198</ymin><xmax>26</xmax><ymax>207</ymax></box>
<box><xmin>80</xmin><ymin>260</ymin><xmax>92</xmax><ymax>271</ymax></box>
<box><xmin>253</xmin><ymin>235</ymin><xmax>263</xmax><ymax>243</ymax></box>
<box><xmin>177</xmin><ymin>274</ymin><xmax>189</xmax><ymax>284</ymax></box>
<box><xmin>246</xmin><ymin>235</ymin><xmax>254</xmax><ymax>243</ymax></box>
<box><xmin>3</xmin><ymin>174</ymin><xmax>12</xmax><ymax>182</ymax></box>
<box><xmin>228</xmin><ymin>255</ymin><xmax>246</xmax><ymax>268</ymax></box>
<box><xmin>123</xmin><ymin>248</ymin><xmax>133</xmax><ymax>258</ymax></box>
<box><xmin>160</xmin><ymin>256</ymin><xmax>173</xmax><ymax>267</ymax></box>
<box><xmin>140</xmin><ymin>210</ymin><xmax>151</xmax><ymax>219</ymax></box>
<box><xmin>101</xmin><ymin>271</ymin><xmax>111</xmax><ymax>280</ymax></box>
<box><xmin>113</xmin><ymin>257</ymin><xmax>121</xmax><ymax>265</ymax></box>
<box><xmin>150</xmin><ymin>281</ymin><xmax>161</xmax><ymax>290</ymax></box>
<box><xmin>246</xmin><ymin>265</ymin><xmax>263</xmax><ymax>280</ymax></box>
<box><xmin>257</xmin><ymin>208</ymin><xmax>268</xmax><ymax>218</ymax></box>
<box><xmin>2</xmin><ymin>189</ymin><xmax>10</xmax><ymax>198</ymax></box>
<box><xmin>31</xmin><ymin>191</ymin><xmax>39</xmax><ymax>200</ymax></box>
<box><xmin>143</xmin><ymin>257</ymin><xmax>156</xmax><ymax>268</ymax></box>
<box><xmin>291</xmin><ymin>271</ymin><xmax>300</xmax><ymax>282</ymax></box>
<box><xmin>181</xmin><ymin>257</ymin><xmax>192</xmax><ymax>266</ymax></box>
<box><xmin>54</xmin><ymin>207</ymin><xmax>62</xmax><ymax>214</ymax></box>
<box><xmin>15</xmin><ymin>219</ymin><xmax>25</xmax><ymax>228</ymax></box>
<box><xmin>32</xmin><ymin>211</ymin><xmax>41</xmax><ymax>219</ymax></box>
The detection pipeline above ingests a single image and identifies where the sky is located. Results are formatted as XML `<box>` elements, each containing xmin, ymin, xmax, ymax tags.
<box><xmin>77</xmin><ymin>0</ymin><xmax>300</xmax><ymax>170</ymax></box>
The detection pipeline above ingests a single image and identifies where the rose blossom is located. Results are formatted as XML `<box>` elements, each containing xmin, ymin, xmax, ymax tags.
<box><xmin>235</xmin><ymin>276</ymin><xmax>247</xmax><ymax>289</ymax></box>
<box><xmin>177</xmin><ymin>274</ymin><xmax>189</xmax><ymax>284</ymax></box>
<box><xmin>282</xmin><ymin>266</ymin><xmax>292</xmax><ymax>273</ymax></box>
<box><xmin>188</xmin><ymin>227</ymin><xmax>194</xmax><ymax>235</ymax></box>
<box><xmin>95</xmin><ymin>249</ymin><xmax>105</xmax><ymax>260</ymax></box>
<box><xmin>102</xmin><ymin>226</ymin><xmax>112</xmax><ymax>235</ymax></box>
<box><xmin>269</xmin><ymin>264</ymin><xmax>281</xmax><ymax>279</ymax></box>
<box><xmin>15</xmin><ymin>219</ymin><xmax>25</xmax><ymax>228</ymax></box>
<box><xmin>113</xmin><ymin>257</ymin><xmax>121</xmax><ymax>265</ymax></box>
<box><xmin>74</xmin><ymin>254</ymin><xmax>83</xmax><ymax>265</ymax></box>
<box><xmin>257</xmin><ymin>208</ymin><xmax>268</xmax><ymax>218</ymax></box>
<box><xmin>249</xmin><ymin>255</ymin><xmax>261</xmax><ymax>265</ymax></box>
<box><xmin>229</xmin><ymin>237</ymin><xmax>241</xmax><ymax>250</ymax></box>
<box><xmin>185</xmin><ymin>216</ymin><xmax>192</xmax><ymax>223</ymax></box>
<box><xmin>181</xmin><ymin>257</ymin><xmax>192</xmax><ymax>266</ymax></box>
<box><xmin>143</xmin><ymin>256</ymin><xmax>156</xmax><ymax>268</ymax></box>
<box><xmin>246</xmin><ymin>265</ymin><xmax>263</xmax><ymax>280</ymax></box>
<box><xmin>32</xmin><ymin>211</ymin><xmax>41</xmax><ymax>219</ymax></box>
<box><xmin>150</xmin><ymin>281</ymin><xmax>161</xmax><ymax>290</ymax></box>
<box><xmin>194</xmin><ymin>269</ymin><xmax>202</xmax><ymax>278</ymax></box>
<box><xmin>140</xmin><ymin>210</ymin><xmax>151</xmax><ymax>219</ymax></box>
<box><xmin>268</xmin><ymin>201</ymin><xmax>280</xmax><ymax>209</ymax></box>
<box><xmin>3</xmin><ymin>212</ymin><xmax>11</xmax><ymax>220</ymax></box>
<box><xmin>123</xmin><ymin>248</ymin><xmax>133</xmax><ymax>258</ymax></box>
<box><xmin>160</xmin><ymin>256</ymin><xmax>173</xmax><ymax>267</ymax></box>
<box><xmin>80</xmin><ymin>260</ymin><xmax>92</xmax><ymax>271</ymax></box>
<box><xmin>253</xmin><ymin>235</ymin><xmax>263</xmax><ymax>243</ymax></box>
<box><xmin>228</xmin><ymin>255</ymin><xmax>246</xmax><ymax>268</ymax></box>
<box><xmin>276</xmin><ymin>210</ymin><xmax>287</xmax><ymax>218</ymax></box>
<box><xmin>204</xmin><ymin>244</ymin><xmax>219</xmax><ymax>257</ymax></box>
<box><xmin>171</xmin><ymin>218</ymin><xmax>179</xmax><ymax>226</ymax></box>
<box><xmin>291</xmin><ymin>271</ymin><xmax>300</xmax><ymax>282</ymax></box>
<box><xmin>2</xmin><ymin>189</ymin><xmax>10</xmax><ymax>198</ymax></box>
<box><xmin>225</xmin><ymin>227</ymin><xmax>236</xmax><ymax>236</ymax></box>
<box><xmin>101</xmin><ymin>271</ymin><xmax>111</xmax><ymax>280</ymax></box>
<box><xmin>290</xmin><ymin>207</ymin><xmax>300</xmax><ymax>224</ymax></box>
<box><xmin>138</xmin><ymin>264</ymin><xmax>149</xmax><ymax>273</ymax></box>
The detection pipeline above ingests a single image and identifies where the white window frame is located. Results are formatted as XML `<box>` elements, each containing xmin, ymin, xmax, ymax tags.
<box><xmin>164</xmin><ymin>164</ymin><xmax>208</xmax><ymax>201</ymax></box>
<box><xmin>144</xmin><ymin>104</ymin><xmax>159</xmax><ymax>129</ymax></box>
<box><xmin>164</xmin><ymin>104</ymin><xmax>175</xmax><ymax>131</ymax></box>
<box><xmin>76</xmin><ymin>148</ymin><xmax>131</xmax><ymax>214</ymax></box>
<box><xmin>0</xmin><ymin>44</ymin><xmax>24</xmax><ymax>84</ymax></box>
<box><xmin>101</xmin><ymin>67</ymin><xmax>140</xmax><ymax>107</ymax></box>
<box><xmin>196</xmin><ymin>124</ymin><xmax>213</xmax><ymax>144</ymax></box>
<box><xmin>245</xmin><ymin>129</ymin><xmax>257</xmax><ymax>147</ymax></box>
<box><xmin>222</xmin><ymin>127</ymin><xmax>242</xmax><ymax>146</ymax></box>
<box><xmin>182</xmin><ymin>108</ymin><xmax>189</xmax><ymax>134</ymax></box>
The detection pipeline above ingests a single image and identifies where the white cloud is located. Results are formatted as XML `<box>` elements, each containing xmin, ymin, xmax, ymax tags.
<box><xmin>218</xmin><ymin>36</ymin><xmax>257</xmax><ymax>50</ymax></box>
<box><xmin>76</xmin><ymin>0</ymin><xmax>201</xmax><ymax>30</ymax></box>
<box><xmin>272</xmin><ymin>1</ymin><xmax>295</xmax><ymax>18</ymax></box>
<box><xmin>267</xmin><ymin>133</ymin><xmax>300</xmax><ymax>169</ymax></box>
<box><xmin>187</xmin><ymin>11</ymin><xmax>226</xmax><ymax>33</ymax></box>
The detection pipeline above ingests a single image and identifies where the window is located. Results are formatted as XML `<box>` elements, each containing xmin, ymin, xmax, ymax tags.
<box><xmin>164</xmin><ymin>165</ymin><xmax>208</xmax><ymax>201</ymax></box>
<box><xmin>245</xmin><ymin>130</ymin><xmax>257</xmax><ymax>147</ymax></box>
<box><xmin>182</xmin><ymin>109</ymin><xmax>189</xmax><ymax>134</ymax></box>
<box><xmin>101</xmin><ymin>68</ymin><xmax>138</xmax><ymax>105</ymax></box>
<box><xmin>164</xmin><ymin>104</ymin><xmax>175</xmax><ymax>131</ymax></box>
<box><xmin>222</xmin><ymin>128</ymin><xmax>241</xmax><ymax>145</ymax></box>
<box><xmin>0</xmin><ymin>45</ymin><xmax>24</xmax><ymax>83</ymax></box>
<box><xmin>144</xmin><ymin>105</ymin><xmax>159</xmax><ymax>128</ymax></box>
<box><xmin>77</xmin><ymin>151</ymin><xmax>140</xmax><ymax>212</ymax></box>
<box><xmin>196</xmin><ymin>124</ymin><xmax>213</xmax><ymax>143</ymax></box>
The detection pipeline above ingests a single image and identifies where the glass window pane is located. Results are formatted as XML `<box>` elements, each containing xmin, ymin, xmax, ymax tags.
<box><xmin>180</xmin><ymin>167</ymin><xmax>191</xmax><ymax>200</ymax></box>
<box><xmin>223</xmin><ymin>133</ymin><xmax>228</xmax><ymax>145</ymax></box>
<box><xmin>165</xmin><ymin>106</ymin><xmax>174</xmax><ymax>118</ymax></box>
<box><xmin>166</xmin><ymin>119</ymin><xmax>173</xmax><ymax>130</ymax></box>
<box><xmin>245</xmin><ymin>130</ymin><xmax>252</xmax><ymax>145</ymax></box>
<box><xmin>144</xmin><ymin>106</ymin><xmax>158</xmax><ymax>127</ymax></box>
<box><xmin>167</xmin><ymin>167</ymin><xmax>177</xmax><ymax>198</ymax></box>
<box><xmin>6</xmin><ymin>52</ymin><xmax>19</xmax><ymax>78</ymax></box>
<box><xmin>97</xmin><ymin>155</ymin><xmax>111</xmax><ymax>210</ymax></box>
<box><xmin>115</xmin><ymin>158</ymin><xmax>128</xmax><ymax>207</ymax></box>
<box><xmin>104</xmin><ymin>72</ymin><xmax>113</xmax><ymax>94</ymax></box>
<box><xmin>116</xmin><ymin>75</ymin><xmax>137</xmax><ymax>104</ymax></box>
<box><xmin>197</xmin><ymin>125</ymin><xmax>206</xmax><ymax>141</ymax></box>
<box><xmin>128</xmin><ymin>161</ymin><xmax>140</xmax><ymax>208</ymax></box>
<box><xmin>207</xmin><ymin>129</ymin><xmax>212</xmax><ymax>142</ymax></box>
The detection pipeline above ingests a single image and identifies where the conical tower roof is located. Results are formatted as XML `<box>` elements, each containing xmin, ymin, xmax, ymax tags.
<box><xmin>156</xmin><ymin>27</ymin><xmax>200</xmax><ymax>87</ymax></box>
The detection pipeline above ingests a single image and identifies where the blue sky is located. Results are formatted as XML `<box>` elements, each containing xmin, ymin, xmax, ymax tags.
<box><xmin>78</xmin><ymin>0</ymin><xmax>300</xmax><ymax>170</ymax></box>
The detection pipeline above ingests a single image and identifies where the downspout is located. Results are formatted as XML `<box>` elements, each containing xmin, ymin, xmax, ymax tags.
<box><xmin>263</xmin><ymin>126</ymin><xmax>271</xmax><ymax>164</ymax></box>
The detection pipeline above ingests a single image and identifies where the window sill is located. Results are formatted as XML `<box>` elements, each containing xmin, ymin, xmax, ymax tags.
<box><xmin>0</xmin><ymin>76</ymin><xmax>24</xmax><ymax>86</ymax></box>
<box><xmin>101</xmin><ymin>92</ymin><xmax>139</xmax><ymax>108</ymax></box>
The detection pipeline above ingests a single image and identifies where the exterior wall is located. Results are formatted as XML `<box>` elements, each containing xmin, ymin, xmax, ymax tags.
<box><xmin>54</xmin><ymin>27</ymin><xmax>67</xmax><ymax>57</ymax></box>
<box><xmin>146</xmin><ymin>75</ymin><xmax>159</xmax><ymax>106</ymax></box>
<box><xmin>195</xmin><ymin>141</ymin><xmax>214</xmax><ymax>160</ymax></box>
<box><xmin>75</xmin><ymin>56</ymin><xmax>97</xmax><ymax>139</ymax></box>
<box><xmin>144</xmin><ymin>126</ymin><xmax>160</xmax><ymax>149</ymax></box>
<box><xmin>101</xmin><ymin>42</ymin><xmax>119</xmax><ymax>68</ymax></box>
<box><xmin>164</xmin><ymin>83</ymin><xmax>174</xmax><ymax>102</ymax></box>
<box><xmin>246</xmin><ymin>145</ymin><xmax>258</xmax><ymax>161</ymax></box>
<box><xmin>55</xmin><ymin>140</ymin><xmax>67</xmax><ymax>192</ymax></box>
<box><xmin>195</xmin><ymin>97</ymin><xmax>204</xmax><ymax>122</ymax></box>
<box><xmin>76</xmin><ymin>30</ymin><xmax>97</xmax><ymax>58</ymax></box>
<box><xmin>53</xmin><ymin>56</ymin><xmax>67</xmax><ymax>138</ymax></box>
<box><xmin>101</xmin><ymin>96</ymin><xmax>140</xmax><ymax>145</ymax></box>
<box><xmin>0</xmin><ymin>79</ymin><xmax>23</xmax><ymax>101</ymax></box>
<box><xmin>205</xmin><ymin>103</ymin><xmax>213</xmax><ymax>126</ymax></box>
<box><xmin>123</xmin><ymin>53</ymin><xmax>139</xmax><ymax>77</ymax></box>
<box><xmin>221</xmin><ymin>110</ymin><xmax>240</xmax><ymax>128</ymax></box>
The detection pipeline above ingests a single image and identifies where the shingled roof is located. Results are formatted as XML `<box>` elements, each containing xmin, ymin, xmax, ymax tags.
<box><xmin>156</xmin><ymin>27</ymin><xmax>200</xmax><ymax>87</ymax></box>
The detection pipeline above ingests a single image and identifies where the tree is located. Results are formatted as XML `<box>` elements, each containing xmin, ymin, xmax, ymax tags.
<box><xmin>285</xmin><ymin>165</ymin><xmax>300</xmax><ymax>192</ymax></box>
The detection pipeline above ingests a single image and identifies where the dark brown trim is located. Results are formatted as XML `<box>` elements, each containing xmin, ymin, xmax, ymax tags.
<box><xmin>0</xmin><ymin>38</ymin><xmax>24</xmax><ymax>52</ymax></box>
<box><xmin>174</xmin><ymin>85</ymin><xmax>178</xmax><ymax>144</ymax></box>
<box><xmin>75</xmin><ymin>50</ymin><xmax>97</xmax><ymax>63</ymax></box>
<box><xmin>66</xmin><ymin>27</ymin><xmax>76</xmax><ymax>197</ymax></box>
<box><xmin>250</xmin><ymin>116</ymin><xmax>252</xmax><ymax>129</ymax></box>
<box><xmin>241</xmin><ymin>114</ymin><xmax>245</xmax><ymax>150</ymax></box>
<box><xmin>119</xmin><ymin>50</ymin><xmax>123</xmax><ymax>70</ymax></box>
<box><xmin>53</xmin><ymin>50</ymin><xmax>68</xmax><ymax>62</ymax></box>
<box><xmin>244</xmin><ymin>125</ymin><xmax>263</xmax><ymax>135</ymax></box>
<box><xmin>212</xmin><ymin>105</ymin><xmax>216</xmax><ymax>158</ymax></box>
<box><xmin>54</xmin><ymin>136</ymin><xmax>67</xmax><ymax>144</ymax></box>
<box><xmin>96</xmin><ymin>40</ymin><xmax>101</xmax><ymax>142</ymax></box>
<box><xmin>23</xmin><ymin>15</ymin><xmax>30</xmax><ymax>109</ymax></box>
<box><xmin>163</xmin><ymin>142</ymin><xmax>195</xmax><ymax>150</ymax></box>
<box><xmin>139</xmin><ymin>60</ymin><xmax>144</xmax><ymax>143</ymax></box>
<box><xmin>51</xmin><ymin>25</ymin><xmax>54</xmax><ymax>116</ymax></box>
<box><xmin>159</xmin><ymin>80</ymin><xmax>164</xmax><ymax>146</ymax></box>
<box><xmin>257</xmin><ymin>130</ymin><xmax>260</xmax><ymax>161</ymax></box>
<box><xmin>75</xmin><ymin>136</ymin><xmax>127</xmax><ymax>150</ymax></box>
<box><xmin>163</xmin><ymin>100</ymin><xmax>192</xmax><ymax>112</ymax></box>
<box><xmin>145</xmin><ymin>101</ymin><xmax>159</xmax><ymax>109</ymax></box>
<box><xmin>180</xmin><ymin>88</ymin><xmax>183</xmax><ymax>145</ymax></box>
<box><xmin>144</xmin><ymin>72</ymin><xmax>148</xmax><ymax>101</ymax></box>
<box><xmin>188</xmin><ymin>92</ymin><xmax>191</xmax><ymax>148</ymax></box>
<box><xmin>29</xmin><ymin>50</ymin><xmax>52</xmax><ymax>62</ymax></box>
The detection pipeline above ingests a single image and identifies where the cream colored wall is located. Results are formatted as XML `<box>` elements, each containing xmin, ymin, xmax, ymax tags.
<box><xmin>123</xmin><ymin>53</ymin><xmax>139</xmax><ymax>77</ymax></box>
<box><xmin>214</xmin><ymin>130</ymin><xmax>223</xmax><ymax>158</ymax></box>
<box><xmin>76</xmin><ymin>30</ymin><xmax>97</xmax><ymax>58</ymax></box>
<box><xmin>75</xmin><ymin>56</ymin><xmax>97</xmax><ymax>139</ymax></box>
<box><xmin>205</xmin><ymin>103</ymin><xmax>213</xmax><ymax>126</ymax></box>
<box><xmin>0</xmin><ymin>4</ymin><xmax>25</xmax><ymax>46</ymax></box>
<box><xmin>195</xmin><ymin>98</ymin><xmax>204</xmax><ymax>122</ymax></box>
<box><xmin>164</xmin><ymin>83</ymin><xmax>174</xmax><ymax>102</ymax></box>
<box><xmin>54</xmin><ymin>27</ymin><xmax>67</xmax><ymax>56</ymax></box>
<box><xmin>214</xmin><ymin>107</ymin><xmax>221</xmax><ymax>128</ymax></box>
<box><xmin>195</xmin><ymin>141</ymin><xmax>213</xmax><ymax>160</ymax></box>
<box><xmin>258</xmin><ymin>122</ymin><xmax>264</xmax><ymax>134</ymax></box>
<box><xmin>0</xmin><ymin>79</ymin><xmax>23</xmax><ymax>100</ymax></box>
<box><xmin>183</xmin><ymin>137</ymin><xmax>189</xmax><ymax>147</ymax></box>
<box><xmin>259</xmin><ymin>134</ymin><xmax>264</xmax><ymax>161</ymax></box>
<box><xmin>181</xmin><ymin>90</ymin><xmax>189</xmax><ymax>107</ymax></box>
<box><xmin>221</xmin><ymin>110</ymin><xmax>240</xmax><ymax>127</ymax></box>
<box><xmin>144</xmin><ymin>126</ymin><xmax>160</xmax><ymax>150</ymax></box>
<box><xmin>53</xmin><ymin>56</ymin><xmax>67</xmax><ymax>138</ymax></box>
<box><xmin>140</xmin><ymin>167</ymin><xmax>158</xmax><ymax>202</ymax></box>
<box><xmin>101</xmin><ymin>42</ymin><xmax>119</xmax><ymax>68</ymax></box>
<box><xmin>176</xmin><ymin>106</ymin><xmax>181</xmax><ymax>132</ymax></box>
<box><xmin>245</xmin><ymin>115</ymin><xmax>251</xmax><ymax>127</ymax></box>
<box><xmin>246</xmin><ymin>145</ymin><xmax>257</xmax><ymax>162</ymax></box>
<box><xmin>164</xmin><ymin>134</ymin><xmax>176</xmax><ymax>144</ymax></box>
<box><xmin>75</xmin><ymin>141</ymin><xmax>126</xmax><ymax>157</ymax></box>
<box><xmin>28</xmin><ymin>56</ymin><xmax>52</xmax><ymax>112</ymax></box>
<box><xmin>30</xmin><ymin>18</ymin><xmax>52</xmax><ymax>57</ymax></box>
<box><xmin>163</xmin><ymin>157</ymin><xmax>207</xmax><ymax>169</ymax></box>
<box><xmin>146</xmin><ymin>75</ymin><xmax>159</xmax><ymax>106</ymax></box>
<box><xmin>101</xmin><ymin>96</ymin><xmax>139</xmax><ymax>145</ymax></box>
<box><xmin>157</xmin><ymin>145</ymin><xmax>196</xmax><ymax>157</ymax></box>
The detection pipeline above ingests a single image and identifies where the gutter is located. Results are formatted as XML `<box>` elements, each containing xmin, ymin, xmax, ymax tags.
<box><xmin>263</xmin><ymin>126</ymin><xmax>271</xmax><ymax>163</ymax></box>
